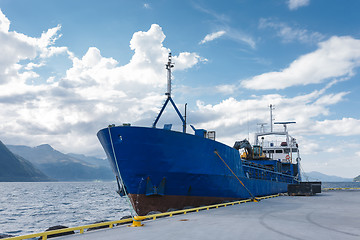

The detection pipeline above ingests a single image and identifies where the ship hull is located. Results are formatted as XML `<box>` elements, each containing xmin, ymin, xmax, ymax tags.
<box><xmin>97</xmin><ymin>126</ymin><xmax>293</xmax><ymax>215</ymax></box>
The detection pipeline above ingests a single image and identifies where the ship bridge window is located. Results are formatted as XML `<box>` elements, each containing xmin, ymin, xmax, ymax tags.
<box><xmin>264</xmin><ymin>150</ymin><xmax>275</xmax><ymax>154</ymax></box>
<box><xmin>292</xmin><ymin>148</ymin><xmax>298</xmax><ymax>152</ymax></box>
<box><xmin>275</xmin><ymin>150</ymin><xmax>283</xmax><ymax>153</ymax></box>
<box><xmin>284</xmin><ymin>149</ymin><xmax>290</xmax><ymax>153</ymax></box>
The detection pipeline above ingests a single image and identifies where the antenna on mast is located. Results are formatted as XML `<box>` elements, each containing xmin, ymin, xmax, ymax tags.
<box><xmin>257</xmin><ymin>123</ymin><xmax>267</xmax><ymax>133</ymax></box>
<box><xmin>165</xmin><ymin>53</ymin><xmax>174</xmax><ymax>97</ymax></box>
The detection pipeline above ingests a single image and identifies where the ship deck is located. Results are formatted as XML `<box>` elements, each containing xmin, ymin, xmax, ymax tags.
<box><xmin>56</xmin><ymin>190</ymin><xmax>360</xmax><ymax>240</ymax></box>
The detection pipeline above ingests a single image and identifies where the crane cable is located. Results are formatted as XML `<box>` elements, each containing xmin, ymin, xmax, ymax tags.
<box><xmin>214</xmin><ymin>150</ymin><xmax>259</xmax><ymax>202</ymax></box>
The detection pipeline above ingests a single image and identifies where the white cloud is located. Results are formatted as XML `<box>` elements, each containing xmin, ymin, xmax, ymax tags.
<box><xmin>300</xmin><ymin>140</ymin><xmax>321</xmax><ymax>155</ymax></box>
<box><xmin>301</xmin><ymin>141</ymin><xmax>360</xmax><ymax>178</ymax></box>
<box><xmin>287</xmin><ymin>0</ymin><xmax>310</xmax><ymax>10</ymax></box>
<box><xmin>0</xmin><ymin>9</ymin><xmax>10</xmax><ymax>32</ymax></box>
<box><xmin>311</xmin><ymin>118</ymin><xmax>360</xmax><ymax>136</ymax></box>
<box><xmin>191</xmin><ymin>84</ymin><xmax>350</xmax><ymax>146</ymax></box>
<box><xmin>37</xmin><ymin>24</ymin><xmax>62</xmax><ymax>48</ymax></box>
<box><xmin>225</xmin><ymin>28</ymin><xmax>256</xmax><ymax>49</ymax></box>
<box><xmin>173</xmin><ymin>52</ymin><xmax>207</xmax><ymax>70</ymax></box>
<box><xmin>0</xmin><ymin>17</ymin><xmax>204</xmax><ymax>155</ymax></box>
<box><xmin>215</xmin><ymin>84</ymin><xmax>237</xmax><ymax>94</ymax></box>
<box><xmin>25</xmin><ymin>62</ymin><xmax>45</xmax><ymax>70</ymax></box>
<box><xmin>259</xmin><ymin>18</ymin><xmax>324</xmax><ymax>44</ymax></box>
<box><xmin>143</xmin><ymin>3</ymin><xmax>151</xmax><ymax>9</ymax></box>
<box><xmin>194</xmin><ymin>4</ymin><xmax>255</xmax><ymax>49</ymax></box>
<box><xmin>241</xmin><ymin>36</ymin><xmax>360</xmax><ymax>90</ymax></box>
<box><xmin>0</xmin><ymin>9</ymin><xmax>70</xmax><ymax>85</ymax></box>
<box><xmin>324</xmin><ymin>147</ymin><xmax>337</xmax><ymax>153</ymax></box>
<box><xmin>62</xmin><ymin>24</ymin><xmax>204</xmax><ymax>90</ymax></box>
<box><xmin>199</xmin><ymin>30</ymin><xmax>226</xmax><ymax>44</ymax></box>
<box><xmin>314</xmin><ymin>92</ymin><xmax>349</xmax><ymax>106</ymax></box>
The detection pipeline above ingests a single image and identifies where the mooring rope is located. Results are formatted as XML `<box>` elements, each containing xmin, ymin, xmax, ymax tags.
<box><xmin>214</xmin><ymin>150</ymin><xmax>258</xmax><ymax>202</ymax></box>
<box><xmin>107</xmin><ymin>126</ymin><xmax>138</xmax><ymax>217</ymax></box>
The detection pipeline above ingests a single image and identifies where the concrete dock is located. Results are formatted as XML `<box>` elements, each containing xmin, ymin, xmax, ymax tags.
<box><xmin>57</xmin><ymin>190</ymin><xmax>359</xmax><ymax>240</ymax></box>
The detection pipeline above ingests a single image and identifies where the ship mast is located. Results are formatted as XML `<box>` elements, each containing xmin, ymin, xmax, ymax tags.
<box><xmin>166</xmin><ymin>53</ymin><xmax>174</xmax><ymax>97</ymax></box>
<box><xmin>270</xmin><ymin>104</ymin><xmax>274</xmax><ymax>132</ymax></box>
<box><xmin>152</xmin><ymin>53</ymin><xmax>186</xmax><ymax>133</ymax></box>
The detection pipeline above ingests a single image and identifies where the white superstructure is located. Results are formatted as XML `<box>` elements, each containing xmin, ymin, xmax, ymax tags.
<box><xmin>254</xmin><ymin>105</ymin><xmax>301</xmax><ymax>164</ymax></box>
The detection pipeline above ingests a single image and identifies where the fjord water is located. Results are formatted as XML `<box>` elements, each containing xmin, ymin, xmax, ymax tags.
<box><xmin>0</xmin><ymin>182</ymin><xmax>131</xmax><ymax>236</ymax></box>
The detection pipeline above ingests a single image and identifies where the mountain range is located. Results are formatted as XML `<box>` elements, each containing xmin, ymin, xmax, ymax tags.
<box><xmin>302</xmin><ymin>171</ymin><xmax>353</xmax><ymax>182</ymax></box>
<box><xmin>0</xmin><ymin>141</ymin><xmax>50</xmax><ymax>181</ymax></box>
<box><xmin>6</xmin><ymin>144</ymin><xmax>114</xmax><ymax>181</ymax></box>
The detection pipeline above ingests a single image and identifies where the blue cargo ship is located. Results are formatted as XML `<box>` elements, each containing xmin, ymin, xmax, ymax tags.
<box><xmin>97</xmin><ymin>54</ymin><xmax>301</xmax><ymax>215</ymax></box>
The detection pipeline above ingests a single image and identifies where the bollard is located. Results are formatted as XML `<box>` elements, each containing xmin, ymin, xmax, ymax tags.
<box><xmin>129</xmin><ymin>216</ymin><xmax>146</xmax><ymax>227</ymax></box>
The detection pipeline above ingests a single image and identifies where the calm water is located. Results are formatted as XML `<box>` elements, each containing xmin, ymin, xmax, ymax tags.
<box><xmin>0</xmin><ymin>182</ymin><xmax>131</xmax><ymax>236</ymax></box>
<box><xmin>1</xmin><ymin>181</ymin><xmax>360</xmax><ymax>237</ymax></box>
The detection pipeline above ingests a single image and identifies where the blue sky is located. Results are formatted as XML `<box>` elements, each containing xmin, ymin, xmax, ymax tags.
<box><xmin>0</xmin><ymin>0</ymin><xmax>360</xmax><ymax>178</ymax></box>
